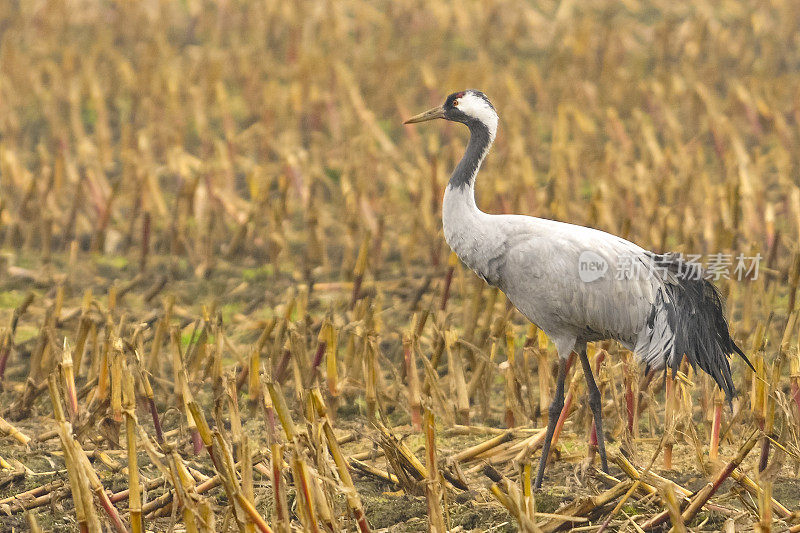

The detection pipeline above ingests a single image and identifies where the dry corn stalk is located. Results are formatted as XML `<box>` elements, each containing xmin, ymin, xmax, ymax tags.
<box><xmin>310</xmin><ymin>388</ymin><xmax>372</xmax><ymax>533</ymax></box>
<box><xmin>423</xmin><ymin>406</ymin><xmax>447</xmax><ymax>532</ymax></box>
<box><xmin>292</xmin><ymin>453</ymin><xmax>322</xmax><ymax>533</ymax></box>
<box><xmin>709</xmin><ymin>388</ymin><xmax>724</xmax><ymax>462</ymax></box>
<box><xmin>363</xmin><ymin>335</ymin><xmax>379</xmax><ymax>421</ymax></box>
<box><xmin>351</xmin><ymin>231</ymin><xmax>370</xmax><ymax>309</ymax></box>
<box><xmin>664</xmin><ymin>367</ymin><xmax>676</xmax><ymax>469</ymax></box>
<box><xmin>211</xmin><ymin>431</ymin><xmax>248</xmax><ymax>531</ymax></box>
<box><xmin>729</xmin><ymin>468</ymin><xmax>793</xmax><ymax>520</ymax></box>
<box><xmin>538</xmin><ymin>479</ymin><xmax>633</xmax><ymax>532</ymax></box>
<box><xmin>404</xmin><ymin>332</ymin><xmax>422</xmax><ymax>430</ymax></box>
<box><xmin>659</xmin><ymin>480</ymin><xmax>687</xmax><ymax>533</ymax></box>
<box><xmin>0</xmin><ymin>416</ymin><xmax>31</xmax><ymax>446</ymax></box>
<box><xmin>0</xmin><ymin>292</ymin><xmax>34</xmax><ymax>380</ymax></box>
<box><xmin>61</xmin><ymin>341</ymin><xmax>78</xmax><ymax>418</ymax></box>
<box><xmin>271</xmin><ymin>442</ymin><xmax>290</xmax><ymax>533</ymax></box>
<box><xmin>123</xmin><ymin>371</ymin><xmax>143</xmax><ymax>533</ymax></box>
<box><xmin>452</xmin><ymin>431</ymin><xmax>514</xmax><ymax>464</ymax></box>
<box><xmin>444</xmin><ymin>330</ymin><xmax>470</xmax><ymax>424</ymax></box>
<box><xmin>640</xmin><ymin>429</ymin><xmax>760</xmax><ymax>530</ymax></box>
<box><xmin>49</xmin><ymin>376</ymin><xmax>101</xmax><ymax>533</ymax></box>
<box><xmin>483</xmin><ymin>465</ymin><xmax>540</xmax><ymax>532</ymax></box>
<box><xmin>322</xmin><ymin>318</ymin><xmax>339</xmax><ymax>398</ymax></box>
<box><xmin>165</xmin><ymin>448</ymin><xmax>202</xmax><ymax>533</ymax></box>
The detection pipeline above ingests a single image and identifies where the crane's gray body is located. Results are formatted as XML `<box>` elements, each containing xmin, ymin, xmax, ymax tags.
<box><xmin>445</xmin><ymin>188</ymin><xmax>656</xmax><ymax>355</ymax></box>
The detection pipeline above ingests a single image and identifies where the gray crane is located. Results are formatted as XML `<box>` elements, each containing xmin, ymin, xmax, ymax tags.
<box><xmin>404</xmin><ymin>90</ymin><xmax>753</xmax><ymax>488</ymax></box>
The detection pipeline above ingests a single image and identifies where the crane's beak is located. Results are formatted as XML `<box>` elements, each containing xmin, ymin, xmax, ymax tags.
<box><xmin>404</xmin><ymin>105</ymin><xmax>445</xmax><ymax>124</ymax></box>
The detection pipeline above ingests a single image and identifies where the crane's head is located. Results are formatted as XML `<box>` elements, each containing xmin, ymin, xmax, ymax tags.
<box><xmin>405</xmin><ymin>90</ymin><xmax>497</xmax><ymax>137</ymax></box>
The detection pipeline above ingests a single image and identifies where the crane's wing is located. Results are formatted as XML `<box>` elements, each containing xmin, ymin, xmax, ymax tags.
<box><xmin>492</xmin><ymin>216</ymin><xmax>661</xmax><ymax>349</ymax></box>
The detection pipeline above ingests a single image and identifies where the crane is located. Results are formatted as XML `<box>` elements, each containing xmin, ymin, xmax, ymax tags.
<box><xmin>404</xmin><ymin>90</ymin><xmax>753</xmax><ymax>488</ymax></box>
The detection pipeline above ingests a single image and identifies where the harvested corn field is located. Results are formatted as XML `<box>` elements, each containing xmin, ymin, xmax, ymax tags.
<box><xmin>1</xmin><ymin>0</ymin><xmax>800</xmax><ymax>531</ymax></box>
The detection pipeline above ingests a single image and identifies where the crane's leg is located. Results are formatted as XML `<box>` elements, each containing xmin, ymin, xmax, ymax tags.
<box><xmin>534</xmin><ymin>356</ymin><xmax>567</xmax><ymax>489</ymax></box>
<box><xmin>578</xmin><ymin>346</ymin><xmax>609</xmax><ymax>473</ymax></box>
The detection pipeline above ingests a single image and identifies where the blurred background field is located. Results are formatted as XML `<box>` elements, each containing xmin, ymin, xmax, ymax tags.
<box><xmin>1</xmin><ymin>0</ymin><xmax>800</xmax><ymax>531</ymax></box>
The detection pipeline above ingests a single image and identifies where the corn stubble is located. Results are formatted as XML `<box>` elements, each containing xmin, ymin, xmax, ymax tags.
<box><xmin>1</xmin><ymin>0</ymin><xmax>800</xmax><ymax>531</ymax></box>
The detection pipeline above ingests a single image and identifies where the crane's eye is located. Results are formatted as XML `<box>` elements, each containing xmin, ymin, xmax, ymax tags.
<box><xmin>453</xmin><ymin>99</ymin><xmax>460</xmax><ymax>107</ymax></box>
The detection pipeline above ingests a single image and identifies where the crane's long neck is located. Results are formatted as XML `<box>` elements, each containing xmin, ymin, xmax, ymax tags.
<box><xmin>442</xmin><ymin>119</ymin><xmax>498</xmax><ymax>278</ymax></box>
<box><xmin>448</xmin><ymin>120</ymin><xmax>495</xmax><ymax>192</ymax></box>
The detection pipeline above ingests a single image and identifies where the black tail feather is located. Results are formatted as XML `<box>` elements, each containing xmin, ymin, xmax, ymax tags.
<box><xmin>652</xmin><ymin>254</ymin><xmax>750</xmax><ymax>402</ymax></box>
